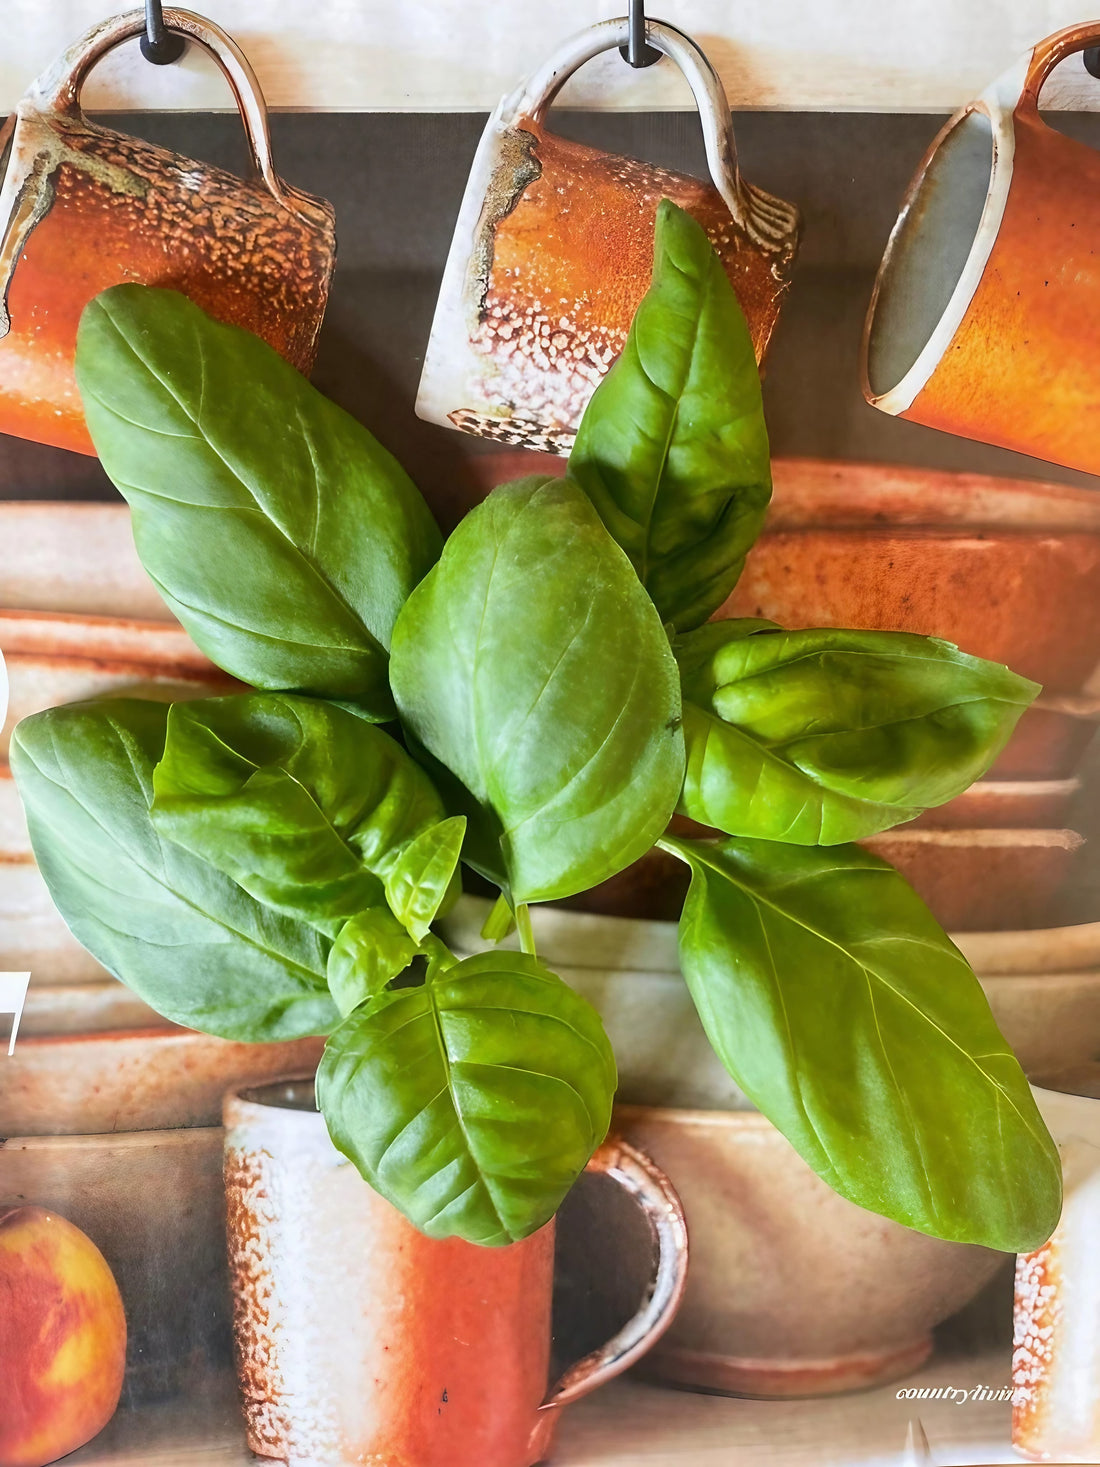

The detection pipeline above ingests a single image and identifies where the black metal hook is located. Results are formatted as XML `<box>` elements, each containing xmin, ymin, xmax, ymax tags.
<box><xmin>141</xmin><ymin>0</ymin><xmax>186</xmax><ymax>65</ymax></box>
<box><xmin>619</xmin><ymin>0</ymin><xmax>661</xmax><ymax>69</ymax></box>
<box><xmin>1085</xmin><ymin>47</ymin><xmax>1100</xmax><ymax>80</ymax></box>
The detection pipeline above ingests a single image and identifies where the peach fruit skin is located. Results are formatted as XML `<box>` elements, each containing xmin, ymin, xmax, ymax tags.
<box><xmin>0</xmin><ymin>1205</ymin><xmax>126</xmax><ymax>1467</ymax></box>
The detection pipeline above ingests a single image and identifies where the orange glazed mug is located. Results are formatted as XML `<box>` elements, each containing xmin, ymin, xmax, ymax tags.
<box><xmin>224</xmin><ymin>1079</ymin><xmax>688</xmax><ymax>1467</ymax></box>
<box><xmin>0</xmin><ymin>8</ymin><xmax>336</xmax><ymax>456</ymax></box>
<box><xmin>863</xmin><ymin>23</ymin><xmax>1100</xmax><ymax>476</ymax></box>
<box><xmin>417</xmin><ymin>16</ymin><xmax>800</xmax><ymax>454</ymax></box>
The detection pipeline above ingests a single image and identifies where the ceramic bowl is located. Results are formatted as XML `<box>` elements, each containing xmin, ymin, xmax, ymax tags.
<box><xmin>0</xmin><ymin>1127</ymin><xmax>230</xmax><ymax>1402</ymax></box>
<box><xmin>0</xmin><ymin>763</ymin><xmax>30</xmax><ymax>856</ymax></box>
<box><xmin>1</xmin><ymin>610</ymin><xmax>236</xmax><ymax>758</ymax></box>
<box><xmin>613</xmin><ymin>1104</ymin><xmax>1004</xmax><ymax>1397</ymax></box>
<box><xmin>0</xmin><ymin>1027</ymin><xmax>326</xmax><ymax>1135</ymax></box>
<box><xmin>860</xmin><ymin>828</ymin><xmax>1085</xmax><ymax>932</ymax></box>
<box><xmin>0</xmin><ymin>503</ymin><xmax>171</xmax><ymax>620</ymax></box>
<box><xmin>717</xmin><ymin>459</ymin><xmax>1100</xmax><ymax>693</ymax></box>
<box><xmin>0</xmin><ymin>854</ymin><xmax>108</xmax><ymax>983</ymax></box>
<box><xmin>20</xmin><ymin>981</ymin><xmax>162</xmax><ymax>1036</ymax></box>
<box><xmin>991</xmin><ymin>696</ymin><xmax>1100</xmax><ymax>780</ymax></box>
<box><xmin>911</xmin><ymin>778</ymin><xmax>1081</xmax><ymax>830</ymax></box>
<box><xmin>441</xmin><ymin>897</ymin><xmax>1100</xmax><ymax>1101</ymax></box>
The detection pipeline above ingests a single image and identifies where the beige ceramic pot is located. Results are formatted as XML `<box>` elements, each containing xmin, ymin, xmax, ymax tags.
<box><xmin>0</xmin><ymin>1126</ymin><xmax>231</xmax><ymax>1402</ymax></box>
<box><xmin>442</xmin><ymin>897</ymin><xmax>1100</xmax><ymax>1100</ymax></box>
<box><xmin>860</xmin><ymin>828</ymin><xmax>1084</xmax><ymax>932</ymax></box>
<box><xmin>0</xmin><ymin>503</ymin><xmax>169</xmax><ymax>620</ymax></box>
<box><xmin>0</xmin><ymin>1027</ymin><xmax>325</xmax><ymax>1135</ymax></box>
<box><xmin>224</xmin><ymin>1079</ymin><xmax>688</xmax><ymax>1467</ymax></box>
<box><xmin>615</xmin><ymin>1105</ymin><xmax>1003</xmax><ymax>1397</ymax></box>
<box><xmin>1013</xmin><ymin>1065</ymin><xmax>1100</xmax><ymax>1462</ymax></box>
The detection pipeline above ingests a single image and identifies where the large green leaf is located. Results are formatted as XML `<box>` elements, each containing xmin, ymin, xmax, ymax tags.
<box><xmin>10</xmin><ymin>701</ymin><xmax>337</xmax><ymax>1041</ymax></box>
<box><xmin>677</xmin><ymin>622</ymin><xmax>1040</xmax><ymax>843</ymax></box>
<box><xmin>75</xmin><ymin>286</ymin><xmax>441</xmax><ymax>715</ymax></box>
<box><xmin>150</xmin><ymin>692</ymin><xmax>448</xmax><ymax>938</ymax></box>
<box><xmin>317</xmin><ymin>949</ymin><xmax>616</xmax><ymax>1244</ymax></box>
<box><xmin>389</xmin><ymin>476</ymin><xmax>685</xmax><ymax>903</ymax></box>
<box><xmin>569</xmin><ymin>200</ymin><xmax>771</xmax><ymax>632</ymax></box>
<box><xmin>663</xmin><ymin>833</ymin><xmax>1061</xmax><ymax>1251</ymax></box>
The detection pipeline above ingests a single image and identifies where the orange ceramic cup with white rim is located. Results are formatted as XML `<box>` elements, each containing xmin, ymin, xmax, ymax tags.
<box><xmin>417</xmin><ymin>16</ymin><xmax>800</xmax><ymax>455</ymax></box>
<box><xmin>223</xmin><ymin>1078</ymin><xmax>688</xmax><ymax>1467</ymax></box>
<box><xmin>863</xmin><ymin>23</ymin><xmax>1100</xmax><ymax>476</ymax></box>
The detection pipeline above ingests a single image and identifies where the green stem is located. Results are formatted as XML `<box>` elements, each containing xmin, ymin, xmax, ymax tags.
<box><xmin>481</xmin><ymin>892</ymin><xmax>516</xmax><ymax>943</ymax></box>
<box><xmin>515</xmin><ymin>903</ymin><xmax>537</xmax><ymax>957</ymax></box>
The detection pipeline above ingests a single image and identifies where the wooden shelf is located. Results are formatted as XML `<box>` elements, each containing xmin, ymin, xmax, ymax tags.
<box><xmin>6</xmin><ymin>0</ymin><xmax>1100</xmax><ymax>116</ymax></box>
<box><xmin>66</xmin><ymin>1345</ymin><xmax>1020</xmax><ymax>1466</ymax></box>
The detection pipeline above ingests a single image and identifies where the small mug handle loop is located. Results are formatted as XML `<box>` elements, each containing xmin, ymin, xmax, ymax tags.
<box><xmin>540</xmin><ymin>1136</ymin><xmax>688</xmax><ymax>1410</ymax></box>
<box><xmin>1018</xmin><ymin>21</ymin><xmax>1100</xmax><ymax>114</ymax></box>
<box><xmin>500</xmin><ymin>16</ymin><xmax>747</xmax><ymax>231</ymax></box>
<box><xmin>26</xmin><ymin>7</ymin><xmax>302</xmax><ymax>220</ymax></box>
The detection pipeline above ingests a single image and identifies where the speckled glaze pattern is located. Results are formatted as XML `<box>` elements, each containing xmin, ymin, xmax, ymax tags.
<box><xmin>0</xmin><ymin>9</ymin><xmax>335</xmax><ymax>455</ymax></box>
<box><xmin>418</xmin><ymin>19</ymin><xmax>799</xmax><ymax>455</ymax></box>
<box><xmin>223</xmin><ymin>1083</ymin><xmax>687</xmax><ymax>1467</ymax></box>
<box><xmin>1013</xmin><ymin>1076</ymin><xmax>1100</xmax><ymax>1462</ymax></box>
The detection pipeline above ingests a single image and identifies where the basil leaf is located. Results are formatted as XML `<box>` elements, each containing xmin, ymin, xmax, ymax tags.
<box><xmin>383</xmin><ymin>816</ymin><xmax>466</xmax><ymax>941</ymax></box>
<box><xmin>677</xmin><ymin>623</ymin><xmax>1040</xmax><ymax>843</ymax></box>
<box><xmin>326</xmin><ymin>910</ymin><xmax>420</xmax><ymax>1017</ymax></box>
<box><xmin>664</xmin><ymin>833</ymin><xmax>1061</xmax><ymax>1251</ymax></box>
<box><xmin>317</xmin><ymin>950</ymin><xmax>616</xmax><ymax>1244</ymax></box>
<box><xmin>10</xmin><ymin>700</ymin><xmax>337</xmax><ymax>1041</ymax></box>
<box><xmin>569</xmin><ymin>200</ymin><xmax>771</xmax><ymax>632</ymax></box>
<box><xmin>76</xmin><ymin>286</ymin><xmax>441</xmax><ymax>715</ymax></box>
<box><xmin>389</xmin><ymin>477</ymin><xmax>685</xmax><ymax>903</ymax></box>
<box><xmin>150</xmin><ymin>693</ymin><xmax>449</xmax><ymax>938</ymax></box>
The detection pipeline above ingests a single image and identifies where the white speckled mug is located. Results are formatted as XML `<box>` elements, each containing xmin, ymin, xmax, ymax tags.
<box><xmin>223</xmin><ymin>1079</ymin><xmax>688</xmax><ymax>1467</ymax></box>
<box><xmin>1013</xmin><ymin>1065</ymin><xmax>1100</xmax><ymax>1462</ymax></box>
<box><xmin>416</xmin><ymin>17</ymin><xmax>799</xmax><ymax>455</ymax></box>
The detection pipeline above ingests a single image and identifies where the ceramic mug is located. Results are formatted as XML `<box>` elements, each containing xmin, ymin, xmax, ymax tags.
<box><xmin>1013</xmin><ymin>1065</ymin><xmax>1100</xmax><ymax>1462</ymax></box>
<box><xmin>0</xmin><ymin>7</ymin><xmax>336</xmax><ymax>456</ymax></box>
<box><xmin>223</xmin><ymin>1079</ymin><xmax>688</xmax><ymax>1467</ymax></box>
<box><xmin>863</xmin><ymin>23</ymin><xmax>1100</xmax><ymax>475</ymax></box>
<box><xmin>417</xmin><ymin>16</ymin><xmax>800</xmax><ymax>455</ymax></box>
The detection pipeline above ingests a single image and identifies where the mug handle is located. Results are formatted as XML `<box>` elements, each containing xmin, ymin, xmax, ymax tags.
<box><xmin>1018</xmin><ymin>22</ymin><xmax>1100</xmax><ymax>115</ymax></box>
<box><xmin>25</xmin><ymin>7</ymin><xmax>324</xmax><ymax>227</ymax></box>
<box><xmin>540</xmin><ymin>1136</ymin><xmax>688</xmax><ymax>1410</ymax></box>
<box><xmin>499</xmin><ymin>17</ymin><xmax>797</xmax><ymax>254</ymax></box>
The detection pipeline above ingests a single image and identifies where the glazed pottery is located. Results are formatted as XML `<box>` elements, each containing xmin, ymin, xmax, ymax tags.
<box><xmin>223</xmin><ymin>1079</ymin><xmax>688</xmax><ymax>1467</ymax></box>
<box><xmin>910</xmin><ymin>778</ymin><xmax>1080</xmax><ymax>830</ymax></box>
<box><xmin>719</xmin><ymin>459</ymin><xmax>1100</xmax><ymax>694</ymax></box>
<box><xmin>417</xmin><ymin>17</ymin><xmax>799</xmax><ymax>454</ymax></box>
<box><xmin>0</xmin><ymin>1126</ymin><xmax>233</xmax><ymax>1401</ymax></box>
<box><xmin>443</xmin><ymin>897</ymin><xmax>1100</xmax><ymax>1100</ymax></box>
<box><xmin>1013</xmin><ymin>1065</ymin><xmax>1100</xmax><ymax>1462</ymax></box>
<box><xmin>0</xmin><ymin>763</ymin><xmax>29</xmax><ymax>855</ymax></box>
<box><xmin>863</xmin><ymin>23</ymin><xmax>1100</xmax><ymax>475</ymax></box>
<box><xmin>0</xmin><ymin>502</ymin><xmax>169</xmax><ymax>620</ymax></box>
<box><xmin>0</xmin><ymin>611</ymin><xmax>237</xmax><ymax>756</ymax></box>
<box><xmin>860</xmin><ymin>828</ymin><xmax>1084</xmax><ymax>932</ymax></box>
<box><xmin>20</xmin><ymin>980</ymin><xmax>161</xmax><ymax>1036</ymax></box>
<box><xmin>0</xmin><ymin>1027</ymin><xmax>325</xmax><ymax>1135</ymax></box>
<box><xmin>615</xmin><ymin>1104</ymin><xmax>1003</xmax><ymax>1397</ymax></box>
<box><xmin>0</xmin><ymin>7</ymin><xmax>335</xmax><ymax>454</ymax></box>
<box><xmin>0</xmin><ymin>853</ymin><xmax>109</xmax><ymax>982</ymax></box>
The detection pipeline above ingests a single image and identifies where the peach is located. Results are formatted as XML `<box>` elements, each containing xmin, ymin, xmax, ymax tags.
<box><xmin>0</xmin><ymin>1206</ymin><xmax>126</xmax><ymax>1467</ymax></box>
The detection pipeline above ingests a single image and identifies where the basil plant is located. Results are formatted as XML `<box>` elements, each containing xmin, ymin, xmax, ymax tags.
<box><xmin>12</xmin><ymin>201</ymin><xmax>1061</xmax><ymax>1253</ymax></box>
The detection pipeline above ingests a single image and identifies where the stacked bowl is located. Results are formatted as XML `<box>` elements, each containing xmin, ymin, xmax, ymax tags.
<box><xmin>0</xmin><ymin>503</ymin><xmax>324</xmax><ymax>1401</ymax></box>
